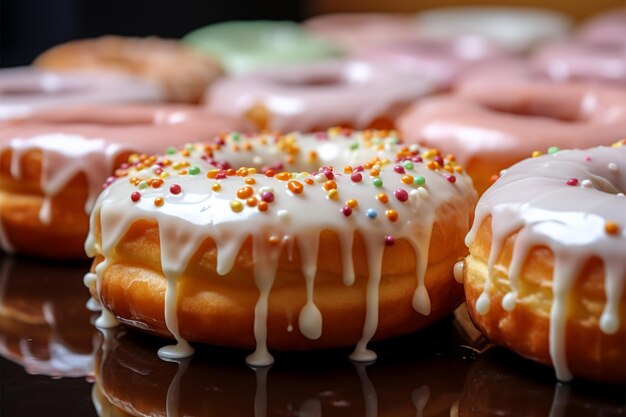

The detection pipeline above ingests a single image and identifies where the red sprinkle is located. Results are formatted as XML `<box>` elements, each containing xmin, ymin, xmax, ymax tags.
<box><xmin>323</xmin><ymin>168</ymin><xmax>334</xmax><ymax>180</ymax></box>
<box><xmin>384</xmin><ymin>235</ymin><xmax>395</xmax><ymax>246</ymax></box>
<box><xmin>351</xmin><ymin>172</ymin><xmax>363</xmax><ymax>183</ymax></box>
<box><xmin>169</xmin><ymin>184</ymin><xmax>182</xmax><ymax>195</ymax></box>
<box><xmin>341</xmin><ymin>206</ymin><xmax>352</xmax><ymax>217</ymax></box>
<box><xmin>566</xmin><ymin>178</ymin><xmax>579</xmax><ymax>186</ymax></box>
<box><xmin>394</xmin><ymin>189</ymin><xmax>409</xmax><ymax>202</ymax></box>
<box><xmin>130</xmin><ymin>192</ymin><xmax>141</xmax><ymax>203</ymax></box>
<box><xmin>261</xmin><ymin>191</ymin><xmax>275</xmax><ymax>203</ymax></box>
<box><xmin>446</xmin><ymin>175</ymin><xmax>457</xmax><ymax>183</ymax></box>
<box><xmin>394</xmin><ymin>165</ymin><xmax>405</xmax><ymax>174</ymax></box>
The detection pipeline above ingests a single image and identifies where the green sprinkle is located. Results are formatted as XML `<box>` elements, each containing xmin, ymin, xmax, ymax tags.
<box><xmin>414</xmin><ymin>176</ymin><xmax>426</xmax><ymax>186</ymax></box>
<box><xmin>166</xmin><ymin>147</ymin><xmax>176</xmax><ymax>155</ymax></box>
<box><xmin>231</xmin><ymin>132</ymin><xmax>240</xmax><ymax>141</ymax></box>
<box><xmin>402</xmin><ymin>160</ymin><xmax>414</xmax><ymax>170</ymax></box>
<box><xmin>372</xmin><ymin>138</ymin><xmax>382</xmax><ymax>145</ymax></box>
<box><xmin>350</xmin><ymin>142</ymin><xmax>359</xmax><ymax>150</ymax></box>
<box><xmin>138</xmin><ymin>181</ymin><xmax>148</xmax><ymax>189</ymax></box>
<box><xmin>548</xmin><ymin>146</ymin><xmax>560</xmax><ymax>154</ymax></box>
<box><xmin>189</xmin><ymin>166</ymin><xmax>201</xmax><ymax>175</ymax></box>
<box><xmin>372</xmin><ymin>177</ymin><xmax>383</xmax><ymax>187</ymax></box>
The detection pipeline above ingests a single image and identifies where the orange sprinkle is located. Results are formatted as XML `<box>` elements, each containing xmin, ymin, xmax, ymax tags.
<box><xmin>226</xmin><ymin>168</ymin><xmax>236</xmax><ymax>176</ymax></box>
<box><xmin>179</xmin><ymin>169</ymin><xmax>188</xmax><ymax>175</ymax></box>
<box><xmin>370</xmin><ymin>169</ymin><xmax>380</xmax><ymax>177</ymax></box>
<box><xmin>427</xmin><ymin>161</ymin><xmax>440</xmax><ymax>170</ymax></box>
<box><xmin>154</xmin><ymin>197</ymin><xmax>164</xmax><ymax>207</ymax></box>
<box><xmin>265</xmin><ymin>169</ymin><xmax>275</xmax><ymax>177</ymax></box>
<box><xmin>237</xmin><ymin>186</ymin><xmax>254</xmax><ymax>199</ymax></box>
<box><xmin>364</xmin><ymin>162</ymin><xmax>373</xmax><ymax>170</ymax></box>
<box><xmin>245</xmin><ymin>177</ymin><xmax>256</xmax><ymax>185</ymax></box>
<box><xmin>304</xmin><ymin>178</ymin><xmax>314</xmax><ymax>185</ymax></box>
<box><xmin>343</xmin><ymin>166</ymin><xmax>353</xmax><ymax>174</ymax></box>
<box><xmin>454</xmin><ymin>165</ymin><xmax>463</xmax><ymax>173</ymax></box>
<box><xmin>275</xmin><ymin>172</ymin><xmax>291</xmax><ymax>181</ymax></box>
<box><xmin>181</xmin><ymin>149</ymin><xmax>190</xmax><ymax>157</ymax></box>
<box><xmin>346</xmin><ymin>199</ymin><xmax>358</xmax><ymax>208</ymax></box>
<box><xmin>207</xmin><ymin>169</ymin><xmax>221</xmax><ymax>179</ymax></box>
<box><xmin>258</xmin><ymin>201</ymin><xmax>268</xmax><ymax>212</ymax></box>
<box><xmin>237</xmin><ymin>168</ymin><xmax>249</xmax><ymax>177</ymax></box>
<box><xmin>377</xmin><ymin>193</ymin><xmax>389</xmax><ymax>203</ymax></box>
<box><xmin>309</xmin><ymin>151</ymin><xmax>318</xmax><ymax>161</ymax></box>
<box><xmin>324</xmin><ymin>180</ymin><xmax>337</xmax><ymax>191</ymax></box>
<box><xmin>246</xmin><ymin>197</ymin><xmax>258</xmax><ymax>207</ymax></box>
<box><xmin>605</xmin><ymin>221</ymin><xmax>620</xmax><ymax>235</ymax></box>
<box><xmin>286</xmin><ymin>155</ymin><xmax>296</xmax><ymax>165</ymax></box>
<box><xmin>268</xmin><ymin>235</ymin><xmax>280</xmax><ymax>244</ymax></box>
<box><xmin>401</xmin><ymin>175</ymin><xmax>414</xmax><ymax>185</ymax></box>
<box><xmin>212</xmin><ymin>183</ymin><xmax>221</xmax><ymax>191</ymax></box>
<box><xmin>386</xmin><ymin>209</ymin><xmax>398</xmax><ymax>222</ymax></box>
<box><xmin>288</xmin><ymin>180</ymin><xmax>304</xmax><ymax>194</ymax></box>
<box><xmin>243</xmin><ymin>142</ymin><xmax>253</xmax><ymax>151</ymax></box>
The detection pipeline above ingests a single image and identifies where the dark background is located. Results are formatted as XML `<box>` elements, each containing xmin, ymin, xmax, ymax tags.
<box><xmin>0</xmin><ymin>0</ymin><xmax>305</xmax><ymax>67</ymax></box>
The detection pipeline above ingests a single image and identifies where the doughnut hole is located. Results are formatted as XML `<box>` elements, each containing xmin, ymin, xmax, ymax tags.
<box><xmin>464</xmin><ymin>216</ymin><xmax>626</xmax><ymax>383</ymax></box>
<box><xmin>89</xmin><ymin>200</ymin><xmax>468</xmax><ymax>350</ymax></box>
<box><xmin>0</xmin><ymin>148</ymin><xmax>130</xmax><ymax>259</ymax></box>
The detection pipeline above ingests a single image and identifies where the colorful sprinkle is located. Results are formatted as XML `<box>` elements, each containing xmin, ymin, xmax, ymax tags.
<box><xmin>402</xmin><ymin>160</ymin><xmax>414</xmax><ymax>170</ymax></box>
<box><xmin>130</xmin><ymin>192</ymin><xmax>141</xmax><ymax>203</ymax></box>
<box><xmin>261</xmin><ymin>191</ymin><xmax>275</xmax><ymax>203</ymax></box>
<box><xmin>341</xmin><ymin>206</ymin><xmax>352</xmax><ymax>217</ymax></box>
<box><xmin>258</xmin><ymin>201</ymin><xmax>268</xmax><ymax>212</ymax></box>
<box><xmin>605</xmin><ymin>221</ymin><xmax>620</xmax><ymax>235</ymax></box>
<box><xmin>377</xmin><ymin>193</ymin><xmax>389</xmax><ymax>203</ymax></box>
<box><xmin>230</xmin><ymin>200</ymin><xmax>243</xmax><ymax>212</ymax></box>
<box><xmin>366</xmin><ymin>208</ymin><xmax>377</xmax><ymax>219</ymax></box>
<box><xmin>169</xmin><ymin>184</ymin><xmax>182</xmax><ymax>195</ymax></box>
<box><xmin>246</xmin><ymin>197</ymin><xmax>258</xmax><ymax>207</ymax></box>
<box><xmin>327</xmin><ymin>189</ymin><xmax>339</xmax><ymax>200</ymax></box>
<box><xmin>324</xmin><ymin>180</ymin><xmax>337</xmax><ymax>191</ymax></box>
<box><xmin>189</xmin><ymin>166</ymin><xmax>201</xmax><ymax>175</ymax></box>
<box><xmin>446</xmin><ymin>175</ymin><xmax>456</xmax><ymax>183</ymax></box>
<box><xmin>414</xmin><ymin>176</ymin><xmax>426</xmax><ymax>186</ymax></box>
<box><xmin>237</xmin><ymin>186</ymin><xmax>254</xmax><ymax>199</ymax></box>
<box><xmin>548</xmin><ymin>146</ymin><xmax>559</xmax><ymax>154</ymax></box>
<box><xmin>394</xmin><ymin>165</ymin><xmax>405</xmax><ymax>174</ymax></box>
<box><xmin>384</xmin><ymin>235</ymin><xmax>395</xmax><ymax>246</ymax></box>
<box><xmin>385</xmin><ymin>209</ymin><xmax>398</xmax><ymax>222</ymax></box>
<box><xmin>346</xmin><ymin>199</ymin><xmax>358</xmax><ymax>208</ymax></box>
<box><xmin>351</xmin><ymin>172</ymin><xmax>363</xmax><ymax>183</ymax></box>
<box><xmin>166</xmin><ymin>147</ymin><xmax>176</xmax><ymax>155</ymax></box>
<box><xmin>531</xmin><ymin>150</ymin><xmax>542</xmax><ymax>158</ymax></box>
<box><xmin>566</xmin><ymin>178</ymin><xmax>579</xmax><ymax>186</ymax></box>
<box><xmin>288</xmin><ymin>180</ymin><xmax>304</xmax><ymax>194</ymax></box>
<box><xmin>154</xmin><ymin>197</ymin><xmax>164</xmax><ymax>207</ymax></box>
<box><xmin>394</xmin><ymin>189</ymin><xmax>409</xmax><ymax>202</ymax></box>
<box><xmin>401</xmin><ymin>175</ymin><xmax>413</xmax><ymax>185</ymax></box>
<box><xmin>212</xmin><ymin>183</ymin><xmax>221</xmax><ymax>191</ymax></box>
<box><xmin>372</xmin><ymin>177</ymin><xmax>383</xmax><ymax>187</ymax></box>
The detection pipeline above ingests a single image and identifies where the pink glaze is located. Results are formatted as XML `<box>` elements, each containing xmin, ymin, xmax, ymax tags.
<box><xmin>578</xmin><ymin>8</ymin><xmax>626</xmax><ymax>47</ymax></box>
<box><xmin>397</xmin><ymin>81</ymin><xmax>626</xmax><ymax>181</ymax></box>
<box><xmin>355</xmin><ymin>37</ymin><xmax>512</xmax><ymax>90</ymax></box>
<box><xmin>0</xmin><ymin>67</ymin><xmax>163</xmax><ymax>120</ymax></box>
<box><xmin>533</xmin><ymin>41</ymin><xmax>626</xmax><ymax>85</ymax></box>
<box><xmin>304</xmin><ymin>13</ymin><xmax>420</xmax><ymax>52</ymax></box>
<box><xmin>0</xmin><ymin>105</ymin><xmax>246</xmax><ymax>252</ymax></box>
<box><xmin>205</xmin><ymin>60</ymin><xmax>435</xmax><ymax>132</ymax></box>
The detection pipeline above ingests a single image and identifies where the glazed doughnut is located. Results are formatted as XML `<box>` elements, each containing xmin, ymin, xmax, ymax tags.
<box><xmin>0</xmin><ymin>255</ymin><xmax>97</xmax><ymax>377</ymax></box>
<box><xmin>355</xmin><ymin>37</ymin><xmax>511</xmax><ymax>90</ymax></box>
<box><xmin>398</xmin><ymin>80</ymin><xmax>626</xmax><ymax>194</ymax></box>
<box><xmin>303</xmin><ymin>13</ymin><xmax>420</xmax><ymax>52</ymax></box>
<box><xmin>35</xmin><ymin>36</ymin><xmax>223</xmax><ymax>103</ymax></box>
<box><xmin>461</xmin><ymin>143</ymin><xmax>626</xmax><ymax>383</ymax></box>
<box><xmin>183</xmin><ymin>21</ymin><xmax>340</xmax><ymax>75</ymax></box>
<box><xmin>85</xmin><ymin>129</ymin><xmax>477</xmax><ymax>366</ymax></box>
<box><xmin>205</xmin><ymin>60</ymin><xmax>435</xmax><ymax>132</ymax></box>
<box><xmin>414</xmin><ymin>7</ymin><xmax>571</xmax><ymax>52</ymax></box>
<box><xmin>0</xmin><ymin>67</ymin><xmax>161</xmax><ymax>120</ymax></box>
<box><xmin>0</xmin><ymin>105</ymin><xmax>246</xmax><ymax>259</ymax></box>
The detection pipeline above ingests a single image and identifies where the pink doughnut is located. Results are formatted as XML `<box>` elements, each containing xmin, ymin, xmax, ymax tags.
<box><xmin>398</xmin><ymin>80</ymin><xmax>626</xmax><ymax>193</ymax></box>
<box><xmin>0</xmin><ymin>67</ymin><xmax>162</xmax><ymax>120</ymax></box>
<box><xmin>303</xmin><ymin>13</ymin><xmax>420</xmax><ymax>52</ymax></box>
<box><xmin>0</xmin><ymin>104</ymin><xmax>247</xmax><ymax>259</ymax></box>
<box><xmin>205</xmin><ymin>60</ymin><xmax>435</xmax><ymax>132</ymax></box>
<box><xmin>577</xmin><ymin>7</ymin><xmax>626</xmax><ymax>47</ymax></box>
<box><xmin>355</xmin><ymin>37</ymin><xmax>512</xmax><ymax>90</ymax></box>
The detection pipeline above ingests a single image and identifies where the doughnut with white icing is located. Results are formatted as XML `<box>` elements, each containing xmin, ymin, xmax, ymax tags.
<box><xmin>35</xmin><ymin>36</ymin><xmax>223</xmax><ymax>103</ymax></box>
<box><xmin>461</xmin><ymin>142</ymin><xmax>626</xmax><ymax>382</ymax></box>
<box><xmin>0</xmin><ymin>105</ymin><xmax>246</xmax><ymax>259</ymax></box>
<box><xmin>205</xmin><ymin>60</ymin><xmax>435</xmax><ymax>132</ymax></box>
<box><xmin>85</xmin><ymin>129</ymin><xmax>477</xmax><ymax>366</ymax></box>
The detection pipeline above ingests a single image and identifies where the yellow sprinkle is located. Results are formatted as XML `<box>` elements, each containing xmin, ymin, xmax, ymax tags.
<box><xmin>401</xmin><ymin>175</ymin><xmax>414</xmax><ymax>185</ymax></box>
<box><xmin>212</xmin><ymin>183</ymin><xmax>221</xmax><ymax>191</ymax></box>
<box><xmin>230</xmin><ymin>200</ymin><xmax>244</xmax><ymax>213</ymax></box>
<box><xmin>532</xmin><ymin>151</ymin><xmax>542</xmax><ymax>158</ymax></box>
<box><xmin>327</xmin><ymin>189</ymin><xmax>339</xmax><ymax>200</ymax></box>
<box><xmin>160</xmin><ymin>172</ymin><xmax>169</xmax><ymax>179</ymax></box>
<box><xmin>346</xmin><ymin>199</ymin><xmax>358</xmax><ymax>208</ymax></box>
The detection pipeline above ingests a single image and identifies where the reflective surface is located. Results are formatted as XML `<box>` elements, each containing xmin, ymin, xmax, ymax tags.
<box><xmin>0</xmin><ymin>255</ymin><xmax>624</xmax><ymax>417</ymax></box>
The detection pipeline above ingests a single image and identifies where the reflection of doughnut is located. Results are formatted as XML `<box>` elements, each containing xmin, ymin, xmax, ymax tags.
<box><xmin>398</xmin><ymin>80</ymin><xmax>626</xmax><ymax>194</ymax></box>
<box><xmin>206</xmin><ymin>60</ymin><xmax>435</xmax><ymax>132</ymax></box>
<box><xmin>35</xmin><ymin>36</ymin><xmax>222</xmax><ymax>103</ymax></box>
<box><xmin>462</xmin><ymin>144</ymin><xmax>626</xmax><ymax>382</ymax></box>
<box><xmin>304</xmin><ymin>13</ymin><xmax>419</xmax><ymax>52</ymax></box>
<box><xmin>414</xmin><ymin>7</ymin><xmax>571</xmax><ymax>52</ymax></box>
<box><xmin>93</xmin><ymin>323</ymin><xmax>474</xmax><ymax>417</ymax></box>
<box><xmin>0</xmin><ymin>68</ymin><xmax>161</xmax><ymax>120</ymax></box>
<box><xmin>355</xmin><ymin>37</ymin><xmax>511</xmax><ymax>90</ymax></box>
<box><xmin>0</xmin><ymin>255</ymin><xmax>97</xmax><ymax>377</ymax></box>
<box><xmin>459</xmin><ymin>347</ymin><xmax>626</xmax><ymax>416</ymax></box>
<box><xmin>86</xmin><ymin>129</ymin><xmax>477</xmax><ymax>366</ymax></box>
<box><xmin>183</xmin><ymin>21</ymin><xmax>340</xmax><ymax>75</ymax></box>
<box><xmin>0</xmin><ymin>105</ymin><xmax>246</xmax><ymax>259</ymax></box>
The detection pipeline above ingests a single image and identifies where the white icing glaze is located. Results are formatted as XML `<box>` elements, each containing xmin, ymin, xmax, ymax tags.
<box><xmin>0</xmin><ymin>67</ymin><xmax>162</xmax><ymax>120</ymax></box>
<box><xmin>466</xmin><ymin>144</ymin><xmax>626</xmax><ymax>381</ymax></box>
<box><xmin>87</xmin><ymin>130</ymin><xmax>476</xmax><ymax>365</ymax></box>
<box><xmin>206</xmin><ymin>60</ymin><xmax>435</xmax><ymax>132</ymax></box>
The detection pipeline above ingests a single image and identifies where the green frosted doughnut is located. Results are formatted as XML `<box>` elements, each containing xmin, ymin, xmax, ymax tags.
<box><xmin>183</xmin><ymin>21</ymin><xmax>342</xmax><ymax>75</ymax></box>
